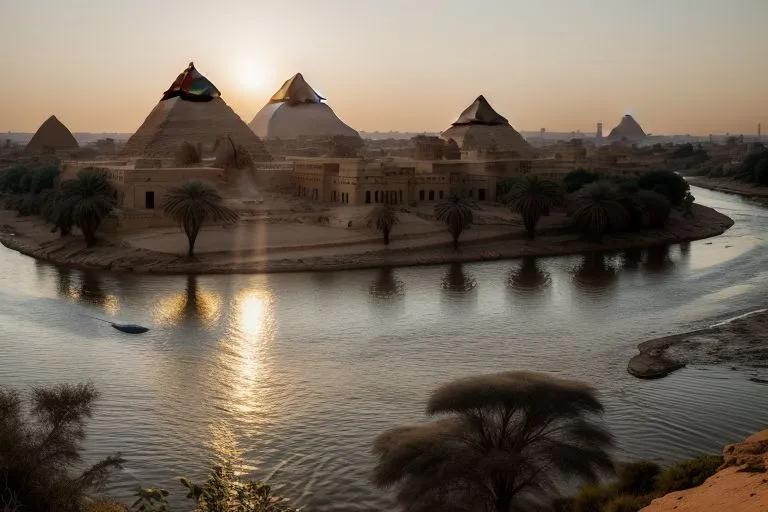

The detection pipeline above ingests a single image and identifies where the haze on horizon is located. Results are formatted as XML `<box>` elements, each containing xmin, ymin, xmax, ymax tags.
<box><xmin>1</xmin><ymin>0</ymin><xmax>766</xmax><ymax>136</ymax></box>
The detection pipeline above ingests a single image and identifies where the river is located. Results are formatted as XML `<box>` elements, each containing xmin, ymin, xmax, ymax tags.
<box><xmin>0</xmin><ymin>186</ymin><xmax>767</xmax><ymax>510</ymax></box>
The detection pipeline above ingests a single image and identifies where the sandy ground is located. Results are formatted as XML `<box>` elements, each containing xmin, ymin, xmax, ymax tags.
<box><xmin>628</xmin><ymin>309</ymin><xmax>768</xmax><ymax>379</ymax></box>
<box><xmin>687</xmin><ymin>177</ymin><xmax>768</xmax><ymax>198</ymax></box>
<box><xmin>0</xmin><ymin>202</ymin><xmax>732</xmax><ymax>274</ymax></box>
<box><xmin>642</xmin><ymin>430</ymin><xmax>768</xmax><ymax>512</ymax></box>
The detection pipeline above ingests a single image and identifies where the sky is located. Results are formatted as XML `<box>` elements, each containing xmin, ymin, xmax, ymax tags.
<box><xmin>1</xmin><ymin>0</ymin><xmax>766</xmax><ymax>135</ymax></box>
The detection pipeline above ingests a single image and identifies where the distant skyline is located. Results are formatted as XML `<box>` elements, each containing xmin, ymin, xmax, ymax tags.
<box><xmin>2</xmin><ymin>0</ymin><xmax>766</xmax><ymax>135</ymax></box>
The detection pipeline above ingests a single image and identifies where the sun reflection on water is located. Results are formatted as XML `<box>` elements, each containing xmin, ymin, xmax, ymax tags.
<box><xmin>216</xmin><ymin>287</ymin><xmax>277</xmax><ymax>420</ymax></box>
<box><xmin>151</xmin><ymin>276</ymin><xmax>223</xmax><ymax>328</ymax></box>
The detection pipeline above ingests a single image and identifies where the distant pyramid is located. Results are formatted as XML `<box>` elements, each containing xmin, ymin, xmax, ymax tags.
<box><xmin>122</xmin><ymin>62</ymin><xmax>270</xmax><ymax>161</ymax></box>
<box><xmin>607</xmin><ymin>114</ymin><xmax>647</xmax><ymax>142</ymax></box>
<box><xmin>22</xmin><ymin>115</ymin><xmax>79</xmax><ymax>156</ymax></box>
<box><xmin>441</xmin><ymin>96</ymin><xmax>534</xmax><ymax>157</ymax></box>
<box><xmin>249</xmin><ymin>73</ymin><xmax>359</xmax><ymax>140</ymax></box>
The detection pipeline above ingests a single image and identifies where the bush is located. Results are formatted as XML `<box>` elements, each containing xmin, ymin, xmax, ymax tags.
<box><xmin>0</xmin><ymin>166</ymin><xmax>32</xmax><ymax>194</ymax></box>
<box><xmin>636</xmin><ymin>169</ymin><xmax>690</xmax><ymax>206</ymax></box>
<box><xmin>30</xmin><ymin>166</ymin><xmax>60</xmax><ymax>194</ymax></box>
<box><xmin>605</xmin><ymin>494</ymin><xmax>653</xmax><ymax>512</ymax></box>
<box><xmin>564</xmin><ymin>169</ymin><xmax>601</xmax><ymax>193</ymax></box>
<box><xmin>654</xmin><ymin>455</ymin><xmax>723</xmax><ymax>494</ymax></box>
<box><xmin>616</xmin><ymin>461</ymin><xmax>661</xmax><ymax>495</ymax></box>
<box><xmin>571</xmin><ymin>484</ymin><xmax>620</xmax><ymax>512</ymax></box>
<box><xmin>0</xmin><ymin>383</ymin><xmax>123</xmax><ymax>512</ymax></box>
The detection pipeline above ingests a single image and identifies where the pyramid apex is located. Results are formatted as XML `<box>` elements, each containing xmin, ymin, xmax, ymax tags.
<box><xmin>269</xmin><ymin>73</ymin><xmax>324</xmax><ymax>105</ymax></box>
<box><xmin>451</xmin><ymin>95</ymin><xmax>508</xmax><ymax>126</ymax></box>
<box><xmin>161</xmin><ymin>62</ymin><xmax>220</xmax><ymax>102</ymax></box>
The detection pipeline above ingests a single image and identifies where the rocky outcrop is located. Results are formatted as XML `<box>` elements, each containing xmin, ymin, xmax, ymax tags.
<box><xmin>642</xmin><ymin>430</ymin><xmax>768</xmax><ymax>512</ymax></box>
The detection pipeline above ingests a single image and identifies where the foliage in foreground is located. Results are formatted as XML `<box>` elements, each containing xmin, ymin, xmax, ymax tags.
<box><xmin>131</xmin><ymin>463</ymin><xmax>300</xmax><ymax>512</ymax></box>
<box><xmin>555</xmin><ymin>455</ymin><xmax>724</xmax><ymax>511</ymax></box>
<box><xmin>372</xmin><ymin>371</ymin><xmax>614</xmax><ymax>512</ymax></box>
<box><xmin>0</xmin><ymin>383</ymin><xmax>123</xmax><ymax>512</ymax></box>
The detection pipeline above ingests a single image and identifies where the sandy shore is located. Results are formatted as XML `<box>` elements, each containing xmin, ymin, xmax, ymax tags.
<box><xmin>628</xmin><ymin>309</ymin><xmax>768</xmax><ymax>379</ymax></box>
<box><xmin>642</xmin><ymin>429</ymin><xmax>768</xmax><ymax>512</ymax></box>
<box><xmin>0</xmin><ymin>203</ymin><xmax>732</xmax><ymax>274</ymax></box>
<box><xmin>687</xmin><ymin>177</ymin><xmax>768</xmax><ymax>198</ymax></box>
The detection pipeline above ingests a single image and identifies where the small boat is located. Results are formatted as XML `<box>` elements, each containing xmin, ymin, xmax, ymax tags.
<box><xmin>111</xmin><ymin>323</ymin><xmax>150</xmax><ymax>334</ymax></box>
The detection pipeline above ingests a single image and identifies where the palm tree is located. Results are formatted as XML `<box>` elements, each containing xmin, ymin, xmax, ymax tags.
<box><xmin>162</xmin><ymin>180</ymin><xmax>238</xmax><ymax>257</ymax></box>
<box><xmin>571</xmin><ymin>182</ymin><xmax>629</xmax><ymax>242</ymax></box>
<box><xmin>60</xmin><ymin>170</ymin><xmax>116</xmax><ymax>246</ymax></box>
<box><xmin>636</xmin><ymin>189</ymin><xmax>671</xmax><ymax>229</ymax></box>
<box><xmin>434</xmin><ymin>195</ymin><xmax>474</xmax><ymax>250</ymax></box>
<box><xmin>506</xmin><ymin>176</ymin><xmax>562</xmax><ymax>239</ymax></box>
<box><xmin>366</xmin><ymin>204</ymin><xmax>399</xmax><ymax>245</ymax></box>
<box><xmin>372</xmin><ymin>371</ymin><xmax>614</xmax><ymax>512</ymax></box>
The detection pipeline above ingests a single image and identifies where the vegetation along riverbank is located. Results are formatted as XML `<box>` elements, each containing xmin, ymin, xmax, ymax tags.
<box><xmin>0</xmin><ymin>166</ymin><xmax>733</xmax><ymax>274</ymax></box>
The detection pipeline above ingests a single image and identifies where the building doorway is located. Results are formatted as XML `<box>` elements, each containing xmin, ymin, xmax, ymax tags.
<box><xmin>478</xmin><ymin>188</ymin><xmax>486</xmax><ymax>201</ymax></box>
<box><xmin>365</xmin><ymin>191</ymin><xmax>371</xmax><ymax>204</ymax></box>
<box><xmin>145</xmin><ymin>191</ymin><xmax>155</xmax><ymax>209</ymax></box>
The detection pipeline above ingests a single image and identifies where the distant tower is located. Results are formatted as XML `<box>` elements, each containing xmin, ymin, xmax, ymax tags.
<box><xmin>759</xmin><ymin>123</ymin><xmax>762</xmax><ymax>142</ymax></box>
<box><xmin>540</xmin><ymin>128</ymin><xmax>545</xmax><ymax>142</ymax></box>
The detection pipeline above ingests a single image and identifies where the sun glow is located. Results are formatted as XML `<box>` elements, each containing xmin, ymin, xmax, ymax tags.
<box><xmin>235</xmin><ymin>61</ymin><xmax>270</xmax><ymax>92</ymax></box>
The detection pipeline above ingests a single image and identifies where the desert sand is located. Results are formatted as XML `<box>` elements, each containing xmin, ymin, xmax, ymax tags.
<box><xmin>642</xmin><ymin>429</ymin><xmax>768</xmax><ymax>512</ymax></box>
<box><xmin>0</xmin><ymin>197</ymin><xmax>732</xmax><ymax>274</ymax></box>
<box><xmin>628</xmin><ymin>309</ymin><xmax>768</xmax><ymax>379</ymax></box>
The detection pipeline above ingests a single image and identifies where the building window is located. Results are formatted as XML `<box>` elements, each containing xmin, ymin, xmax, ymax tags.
<box><xmin>429</xmin><ymin>190</ymin><xmax>435</xmax><ymax>200</ymax></box>
<box><xmin>479</xmin><ymin>188</ymin><xmax>486</xmax><ymax>201</ymax></box>
<box><xmin>366</xmin><ymin>191</ymin><xmax>371</xmax><ymax>204</ymax></box>
<box><xmin>439</xmin><ymin>190</ymin><xmax>444</xmax><ymax>199</ymax></box>
<box><xmin>419</xmin><ymin>190</ymin><xmax>425</xmax><ymax>200</ymax></box>
<box><xmin>375</xmin><ymin>191</ymin><xmax>379</xmax><ymax>203</ymax></box>
<box><xmin>145</xmin><ymin>191</ymin><xmax>155</xmax><ymax>209</ymax></box>
<box><xmin>399</xmin><ymin>190</ymin><xmax>403</xmax><ymax>203</ymax></box>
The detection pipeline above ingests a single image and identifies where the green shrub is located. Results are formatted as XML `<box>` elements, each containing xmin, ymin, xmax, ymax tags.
<box><xmin>571</xmin><ymin>484</ymin><xmax>620</xmax><ymax>512</ymax></box>
<box><xmin>0</xmin><ymin>166</ymin><xmax>32</xmax><ymax>193</ymax></box>
<box><xmin>616</xmin><ymin>461</ymin><xmax>661</xmax><ymax>495</ymax></box>
<box><xmin>564</xmin><ymin>169</ymin><xmax>601</xmax><ymax>193</ymax></box>
<box><xmin>0</xmin><ymin>383</ymin><xmax>124</xmax><ymax>512</ymax></box>
<box><xmin>654</xmin><ymin>455</ymin><xmax>723</xmax><ymax>494</ymax></box>
<box><xmin>605</xmin><ymin>493</ymin><xmax>653</xmax><ymax>512</ymax></box>
<box><xmin>636</xmin><ymin>169</ymin><xmax>690</xmax><ymax>206</ymax></box>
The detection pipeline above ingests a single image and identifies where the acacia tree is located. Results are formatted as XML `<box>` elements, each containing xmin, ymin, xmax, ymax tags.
<box><xmin>366</xmin><ymin>204</ymin><xmax>399</xmax><ymax>245</ymax></box>
<box><xmin>372</xmin><ymin>371</ymin><xmax>614</xmax><ymax>512</ymax></box>
<box><xmin>162</xmin><ymin>180</ymin><xmax>238</xmax><ymax>257</ymax></box>
<box><xmin>0</xmin><ymin>383</ymin><xmax>123</xmax><ymax>512</ymax></box>
<box><xmin>506</xmin><ymin>176</ymin><xmax>562</xmax><ymax>239</ymax></box>
<box><xmin>434</xmin><ymin>195</ymin><xmax>474</xmax><ymax>249</ymax></box>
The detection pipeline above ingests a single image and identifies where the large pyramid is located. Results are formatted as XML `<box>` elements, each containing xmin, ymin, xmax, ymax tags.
<box><xmin>122</xmin><ymin>62</ymin><xmax>271</xmax><ymax>161</ymax></box>
<box><xmin>607</xmin><ymin>114</ymin><xmax>646</xmax><ymax>142</ymax></box>
<box><xmin>248</xmin><ymin>73</ymin><xmax>359</xmax><ymax>140</ymax></box>
<box><xmin>23</xmin><ymin>115</ymin><xmax>79</xmax><ymax>156</ymax></box>
<box><xmin>441</xmin><ymin>96</ymin><xmax>534</xmax><ymax>157</ymax></box>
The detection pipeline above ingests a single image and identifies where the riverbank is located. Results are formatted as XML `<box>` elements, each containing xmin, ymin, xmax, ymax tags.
<box><xmin>642</xmin><ymin>429</ymin><xmax>768</xmax><ymax>511</ymax></box>
<box><xmin>628</xmin><ymin>309</ymin><xmax>768</xmax><ymax>379</ymax></box>
<box><xmin>686</xmin><ymin>177</ymin><xmax>768</xmax><ymax>199</ymax></box>
<box><xmin>0</xmin><ymin>203</ymin><xmax>733</xmax><ymax>274</ymax></box>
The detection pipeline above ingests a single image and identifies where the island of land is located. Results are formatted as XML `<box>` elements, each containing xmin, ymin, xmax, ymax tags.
<box><xmin>0</xmin><ymin>195</ymin><xmax>733</xmax><ymax>274</ymax></box>
<box><xmin>628</xmin><ymin>309</ymin><xmax>768</xmax><ymax>379</ymax></box>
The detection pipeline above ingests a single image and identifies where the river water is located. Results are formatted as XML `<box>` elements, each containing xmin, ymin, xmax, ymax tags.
<box><xmin>0</xmin><ymin>186</ymin><xmax>767</xmax><ymax>510</ymax></box>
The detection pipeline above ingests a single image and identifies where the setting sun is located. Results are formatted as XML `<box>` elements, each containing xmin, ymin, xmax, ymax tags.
<box><xmin>235</xmin><ymin>61</ymin><xmax>270</xmax><ymax>92</ymax></box>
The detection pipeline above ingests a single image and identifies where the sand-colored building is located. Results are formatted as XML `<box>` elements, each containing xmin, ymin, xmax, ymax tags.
<box><xmin>23</xmin><ymin>115</ymin><xmax>79</xmax><ymax>156</ymax></box>
<box><xmin>249</xmin><ymin>73</ymin><xmax>359</xmax><ymax>141</ymax></box>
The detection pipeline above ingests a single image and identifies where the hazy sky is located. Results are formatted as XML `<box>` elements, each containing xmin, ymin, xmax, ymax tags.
<box><xmin>2</xmin><ymin>0</ymin><xmax>766</xmax><ymax>135</ymax></box>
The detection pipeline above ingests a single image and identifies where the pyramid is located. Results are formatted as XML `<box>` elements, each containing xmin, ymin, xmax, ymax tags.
<box><xmin>121</xmin><ymin>62</ymin><xmax>271</xmax><ymax>161</ymax></box>
<box><xmin>441</xmin><ymin>96</ymin><xmax>534</xmax><ymax>157</ymax></box>
<box><xmin>249</xmin><ymin>73</ymin><xmax>359</xmax><ymax>140</ymax></box>
<box><xmin>22</xmin><ymin>115</ymin><xmax>79</xmax><ymax>156</ymax></box>
<box><xmin>607</xmin><ymin>114</ymin><xmax>646</xmax><ymax>142</ymax></box>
